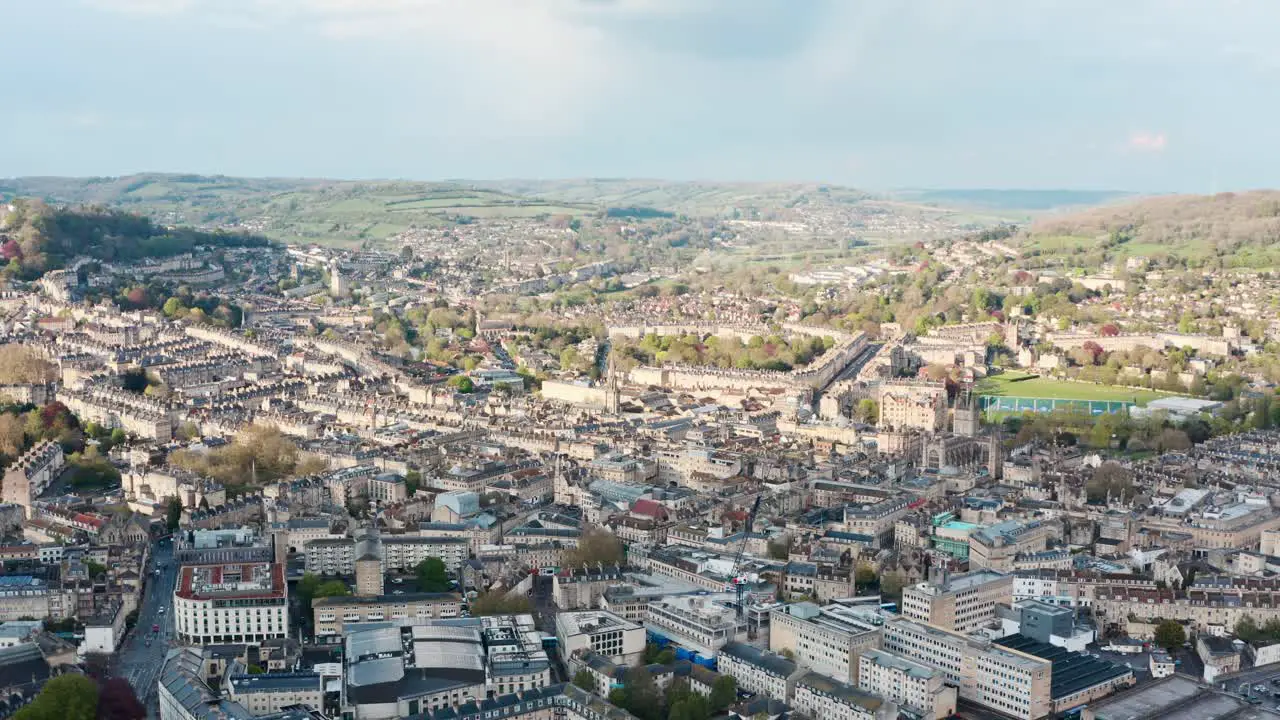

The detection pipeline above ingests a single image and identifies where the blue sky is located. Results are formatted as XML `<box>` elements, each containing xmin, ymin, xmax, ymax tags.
<box><xmin>3</xmin><ymin>0</ymin><xmax>1278</xmax><ymax>191</ymax></box>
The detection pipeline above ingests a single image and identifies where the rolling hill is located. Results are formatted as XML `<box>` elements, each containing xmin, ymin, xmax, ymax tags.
<box><xmin>0</xmin><ymin>174</ymin><xmax>597</xmax><ymax>247</ymax></box>
<box><xmin>1016</xmin><ymin>190</ymin><xmax>1280</xmax><ymax>269</ymax></box>
<box><xmin>1</xmin><ymin>174</ymin><xmax>1129</xmax><ymax>249</ymax></box>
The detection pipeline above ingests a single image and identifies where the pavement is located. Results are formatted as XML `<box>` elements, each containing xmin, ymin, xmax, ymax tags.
<box><xmin>111</xmin><ymin>538</ymin><xmax>179</xmax><ymax>718</ymax></box>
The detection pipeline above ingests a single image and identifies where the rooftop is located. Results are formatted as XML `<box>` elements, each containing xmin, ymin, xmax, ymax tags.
<box><xmin>796</xmin><ymin>671</ymin><xmax>884</xmax><ymax>711</ymax></box>
<box><xmin>996</xmin><ymin>634</ymin><xmax>1133</xmax><ymax>700</ymax></box>
<box><xmin>1083</xmin><ymin>673</ymin><xmax>1279</xmax><ymax>720</ymax></box>
<box><xmin>720</xmin><ymin>641</ymin><xmax>796</xmax><ymax>678</ymax></box>
<box><xmin>859</xmin><ymin>648</ymin><xmax>941</xmax><ymax>680</ymax></box>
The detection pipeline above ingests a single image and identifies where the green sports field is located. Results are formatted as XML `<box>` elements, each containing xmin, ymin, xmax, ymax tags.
<box><xmin>976</xmin><ymin>372</ymin><xmax>1170</xmax><ymax>406</ymax></box>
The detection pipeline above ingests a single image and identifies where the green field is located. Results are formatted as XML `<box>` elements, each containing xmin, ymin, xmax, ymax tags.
<box><xmin>976</xmin><ymin>372</ymin><xmax>1170</xmax><ymax>405</ymax></box>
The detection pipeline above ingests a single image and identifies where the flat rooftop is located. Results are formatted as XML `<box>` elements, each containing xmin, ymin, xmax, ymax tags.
<box><xmin>177</xmin><ymin>562</ymin><xmax>285</xmax><ymax>600</ymax></box>
<box><xmin>945</xmin><ymin>570</ymin><xmax>1009</xmax><ymax>593</ymax></box>
<box><xmin>1084</xmin><ymin>673</ymin><xmax>1280</xmax><ymax>720</ymax></box>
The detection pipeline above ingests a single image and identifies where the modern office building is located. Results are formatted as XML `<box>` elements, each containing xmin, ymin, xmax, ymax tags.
<box><xmin>173</xmin><ymin>562</ymin><xmax>289</xmax><ymax>644</ymax></box>
<box><xmin>769</xmin><ymin>602</ymin><xmax>887</xmax><ymax>684</ymax></box>
<box><xmin>882</xmin><ymin>617</ymin><xmax>1052</xmax><ymax>720</ymax></box>
<box><xmin>554</xmin><ymin>610</ymin><xmax>645</xmax><ymax>667</ymax></box>
<box><xmin>857</xmin><ymin>648</ymin><xmax>956</xmax><ymax>720</ymax></box>
<box><xmin>644</xmin><ymin>596</ymin><xmax>747</xmax><ymax>658</ymax></box>
<box><xmin>901</xmin><ymin>568</ymin><xmax>1012</xmax><ymax>634</ymax></box>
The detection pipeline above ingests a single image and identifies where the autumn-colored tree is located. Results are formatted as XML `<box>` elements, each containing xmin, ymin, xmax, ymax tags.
<box><xmin>96</xmin><ymin>677</ymin><xmax>145</xmax><ymax>720</ymax></box>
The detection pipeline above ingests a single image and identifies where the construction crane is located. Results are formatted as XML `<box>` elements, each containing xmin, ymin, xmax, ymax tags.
<box><xmin>728</xmin><ymin>494</ymin><xmax>763</xmax><ymax>620</ymax></box>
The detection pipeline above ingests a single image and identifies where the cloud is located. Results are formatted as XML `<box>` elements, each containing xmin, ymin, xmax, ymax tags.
<box><xmin>1128</xmin><ymin>132</ymin><xmax>1168</xmax><ymax>153</ymax></box>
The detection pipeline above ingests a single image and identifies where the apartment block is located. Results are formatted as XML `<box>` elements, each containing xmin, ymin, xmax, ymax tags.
<box><xmin>312</xmin><ymin>592</ymin><xmax>464</xmax><ymax>636</ymax></box>
<box><xmin>901</xmin><ymin>569</ymin><xmax>1012</xmax><ymax>634</ymax></box>
<box><xmin>877</xmin><ymin>382</ymin><xmax>946</xmax><ymax>433</ymax></box>
<box><xmin>793</xmin><ymin>671</ymin><xmax>898</xmax><ymax>720</ymax></box>
<box><xmin>769</xmin><ymin>602</ymin><xmax>886</xmax><ymax>684</ymax></box>
<box><xmin>717</xmin><ymin>641</ymin><xmax>797</xmax><ymax>701</ymax></box>
<box><xmin>882</xmin><ymin>617</ymin><xmax>1052</xmax><ymax>720</ymax></box>
<box><xmin>857</xmin><ymin>648</ymin><xmax>956</xmax><ymax>720</ymax></box>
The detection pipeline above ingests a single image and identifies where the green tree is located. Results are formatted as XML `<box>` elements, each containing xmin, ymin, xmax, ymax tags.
<box><xmin>642</xmin><ymin>642</ymin><xmax>665</xmax><ymax>664</ymax></box>
<box><xmin>1154</xmin><ymin>620</ymin><xmax>1187</xmax><ymax>652</ymax></box>
<box><xmin>855</xmin><ymin>398</ymin><xmax>879</xmax><ymax>424</ymax></box>
<box><xmin>405</xmin><ymin>470</ymin><xmax>422</xmax><ymax>496</ymax></box>
<box><xmin>854</xmin><ymin>565</ymin><xmax>877</xmax><ymax>588</ymax></box>
<box><xmin>84</xmin><ymin>559</ymin><xmax>108</xmax><ymax>579</ymax></box>
<box><xmin>564</xmin><ymin>527</ymin><xmax>624</xmax><ymax>568</ymax></box>
<box><xmin>880</xmin><ymin>571</ymin><xmax>906</xmax><ymax>603</ymax></box>
<box><xmin>314</xmin><ymin>580</ymin><xmax>350</xmax><ymax>599</ymax></box>
<box><xmin>448</xmin><ymin>375</ymin><xmax>474</xmax><ymax>393</ymax></box>
<box><xmin>415</xmin><ymin>557</ymin><xmax>451</xmax><ymax>592</ymax></box>
<box><xmin>109</xmin><ymin>428</ymin><xmax>126</xmax><ymax>446</ymax></box>
<box><xmin>165</xmin><ymin>496</ymin><xmax>182</xmax><ymax>531</ymax></box>
<box><xmin>162</xmin><ymin>297</ymin><xmax>186</xmax><ymax>318</ymax></box>
<box><xmin>15</xmin><ymin>674</ymin><xmax>99</xmax><ymax>720</ymax></box>
<box><xmin>572</xmin><ymin>669</ymin><xmax>596</xmax><ymax>692</ymax></box>
<box><xmin>619</xmin><ymin>667</ymin><xmax>661</xmax><ymax>720</ymax></box>
<box><xmin>469</xmin><ymin>591</ymin><xmax>532</xmax><ymax>617</ymax></box>
<box><xmin>709</xmin><ymin>675</ymin><xmax>737</xmax><ymax>712</ymax></box>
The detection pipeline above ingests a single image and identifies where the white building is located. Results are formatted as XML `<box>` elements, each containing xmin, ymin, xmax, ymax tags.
<box><xmin>645</xmin><ymin>596</ymin><xmax>747</xmax><ymax>657</ymax></box>
<box><xmin>769</xmin><ymin>602</ymin><xmax>887</xmax><ymax>684</ymax></box>
<box><xmin>83</xmin><ymin>602</ymin><xmax>128</xmax><ymax>654</ymax></box>
<box><xmin>304</xmin><ymin>535</ymin><xmax>468</xmax><ymax>575</ymax></box>
<box><xmin>857</xmin><ymin>648</ymin><xmax>957</xmax><ymax>720</ymax></box>
<box><xmin>1149</xmin><ymin>651</ymin><xmax>1176</xmax><ymax>679</ymax></box>
<box><xmin>554</xmin><ymin>610</ymin><xmax>645</xmax><ymax>667</ymax></box>
<box><xmin>882</xmin><ymin>617</ymin><xmax>1052</xmax><ymax>720</ymax></box>
<box><xmin>793</xmin><ymin>671</ymin><xmax>898</xmax><ymax>720</ymax></box>
<box><xmin>174</xmin><ymin>562</ymin><xmax>289</xmax><ymax>644</ymax></box>
<box><xmin>717</xmin><ymin>641</ymin><xmax>797</xmax><ymax>700</ymax></box>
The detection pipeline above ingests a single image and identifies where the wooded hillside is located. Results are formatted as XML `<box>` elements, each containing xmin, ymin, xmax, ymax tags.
<box><xmin>0</xmin><ymin>199</ymin><xmax>269</xmax><ymax>279</ymax></box>
<box><xmin>1022</xmin><ymin>190</ymin><xmax>1280</xmax><ymax>268</ymax></box>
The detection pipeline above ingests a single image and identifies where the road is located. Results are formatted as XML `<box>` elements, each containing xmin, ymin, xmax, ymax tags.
<box><xmin>112</xmin><ymin>538</ymin><xmax>178</xmax><ymax>717</ymax></box>
<box><xmin>831</xmin><ymin>341</ymin><xmax>883</xmax><ymax>385</ymax></box>
<box><xmin>1216</xmin><ymin>659</ymin><xmax>1280</xmax><ymax>704</ymax></box>
<box><xmin>529</xmin><ymin>575</ymin><xmax>567</xmax><ymax>684</ymax></box>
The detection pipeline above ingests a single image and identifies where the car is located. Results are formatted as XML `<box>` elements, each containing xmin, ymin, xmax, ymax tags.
<box><xmin>159</xmin><ymin>607</ymin><xmax>166</xmax><ymax>614</ymax></box>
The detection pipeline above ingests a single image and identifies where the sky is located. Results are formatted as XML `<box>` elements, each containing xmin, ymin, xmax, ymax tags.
<box><xmin>2</xmin><ymin>0</ymin><xmax>1279</xmax><ymax>191</ymax></box>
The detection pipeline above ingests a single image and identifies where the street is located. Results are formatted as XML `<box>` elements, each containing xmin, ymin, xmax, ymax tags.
<box><xmin>112</xmin><ymin>538</ymin><xmax>179</xmax><ymax>717</ymax></box>
<box><xmin>529</xmin><ymin>574</ymin><xmax>567</xmax><ymax>685</ymax></box>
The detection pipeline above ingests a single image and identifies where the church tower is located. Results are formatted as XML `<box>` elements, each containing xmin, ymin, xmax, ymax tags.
<box><xmin>604</xmin><ymin>353</ymin><xmax>621</xmax><ymax>414</ymax></box>
<box><xmin>953</xmin><ymin>388</ymin><xmax>980</xmax><ymax>437</ymax></box>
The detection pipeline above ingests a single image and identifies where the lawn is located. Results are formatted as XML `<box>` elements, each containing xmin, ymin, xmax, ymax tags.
<box><xmin>976</xmin><ymin>372</ymin><xmax>1171</xmax><ymax>406</ymax></box>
